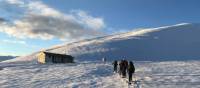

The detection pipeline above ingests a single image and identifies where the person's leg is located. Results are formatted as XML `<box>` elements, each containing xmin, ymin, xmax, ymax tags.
<box><xmin>124</xmin><ymin>70</ymin><xmax>126</xmax><ymax>77</ymax></box>
<box><xmin>129</xmin><ymin>73</ymin><xmax>132</xmax><ymax>82</ymax></box>
<box><xmin>116</xmin><ymin>66</ymin><xmax>118</xmax><ymax>73</ymax></box>
<box><xmin>119</xmin><ymin>70</ymin><xmax>120</xmax><ymax>75</ymax></box>
<box><xmin>114</xmin><ymin>66</ymin><xmax>116</xmax><ymax>72</ymax></box>
<box><xmin>122</xmin><ymin>70</ymin><xmax>125</xmax><ymax>77</ymax></box>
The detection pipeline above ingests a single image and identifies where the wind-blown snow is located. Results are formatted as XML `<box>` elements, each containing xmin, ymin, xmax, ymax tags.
<box><xmin>46</xmin><ymin>23</ymin><xmax>200</xmax><ymax>61</ymax></box>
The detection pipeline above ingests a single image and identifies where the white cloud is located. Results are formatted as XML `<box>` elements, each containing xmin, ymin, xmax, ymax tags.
<box><xmin>27</xmin><ymin>1</ymin><xmax>63</xmax><ymax>17</ymax></box>
<box><xmin>72</xmin><ymin>10</ymin><xmax>105</xmax><ymax>30</ymax></box>
<box><xmin>0</xmin><ymin>0</ymin><xmax>106</xmax><ymax>41</ymax></box>
<box><xmin>6</xmin><ymin>0</ymin><xmax>24</xmax><ymax>5</ymax></box>
<box><xmin>2</xmin><ymin>39</ymin><xmax>26</xmax><ymax>45</ymax></box>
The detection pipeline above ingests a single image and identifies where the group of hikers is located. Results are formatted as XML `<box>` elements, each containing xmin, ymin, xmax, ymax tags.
<box><xmin>112</xmin><ymin>60</ymin><xmax>135</xmax><ymax>83</ymax></box>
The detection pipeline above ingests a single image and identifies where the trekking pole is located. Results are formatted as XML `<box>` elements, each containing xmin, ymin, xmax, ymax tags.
<box><xmin>133</xmin><ymin>74</ymin><xmax>142</xmax><ymax>88</ymax></box>
<box><xmin>135</xmin><ymin>80</ymin><xmax>142</xmax><ymax>88</ymax></box>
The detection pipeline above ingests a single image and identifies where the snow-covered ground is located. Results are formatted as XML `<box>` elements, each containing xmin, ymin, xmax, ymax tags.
<box><xmin>1</xmin><ymin>61</ymin><xmax>200</xmax><ymax>88</ymax></box>
<box><xmin>0</xmin><ymin>61</ymin><xmax>127</xmax><ymax>88</ymax></box>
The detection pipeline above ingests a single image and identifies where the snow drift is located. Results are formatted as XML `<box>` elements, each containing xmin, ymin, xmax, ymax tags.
<box><xmin>4</xmin><ymin>23</ymin><xmax>200</xmax><ymax>62</ymax></box>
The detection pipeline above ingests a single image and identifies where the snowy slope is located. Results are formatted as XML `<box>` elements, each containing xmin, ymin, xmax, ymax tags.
<box><xmin>4</xmin><ymin>23</ymin><xmax>200</xmax><ymax>63</ymax></box>
<box><xmin>48</xmin><ymin>24</ymin><xmax>200</xmax><ymax>61</ymax></box>
<box><xmin>45</xmin><ymin>23</ymin><xmax>200</xmax><ymax>61</ymax></box>
<box><xmin>1</xmin><ymin>61</ymin><xmax>200</xmax><ymax>88</ymax></box>
<box><xmin>0</xmin><ymin>62</ymin><xmax>127</xmax><ymax>88</ymax></box>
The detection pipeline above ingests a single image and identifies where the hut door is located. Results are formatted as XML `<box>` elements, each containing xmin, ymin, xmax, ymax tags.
<box><xmin>61</xmin><ymin>58</ymin><xmax>64</xmax><ymax>63</ymax></box>
<box><xmin>52</xmin><ymin>56</ymin><xmax>56</xmax><ymax>63</ymax></box>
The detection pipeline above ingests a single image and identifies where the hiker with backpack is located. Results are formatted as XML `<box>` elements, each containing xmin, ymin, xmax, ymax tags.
<box><xmin>128</xmin><ymin>61</ymin><xmax>135</xmax><ymax>82</ymax></box>
<box><xmin>121</xmin><ymin>59</ymin><xmax>128</xmax><ymax>78</ymax></box>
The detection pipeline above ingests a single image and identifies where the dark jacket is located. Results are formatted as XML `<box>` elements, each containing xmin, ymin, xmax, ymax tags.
<box><xmin>128</xmin><ymin>62</ymin><xmax>135</xmax><ymax>74</ymax></box>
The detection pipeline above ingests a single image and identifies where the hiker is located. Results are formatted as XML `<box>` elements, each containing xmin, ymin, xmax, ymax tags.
<box><xmin>128</xmin><ymin>61</ymin><xmax>135</xmax><ymax>82</ymax></box>
<box><xmin>102</xmin><ymin>57</ymin><xmax>106</xmax><ymax>63</ymax></box>
<box><xmin>119</xmin><ymin>60</ymin><xmax>123</xmax><ymax>76</ymax></box>
<box><xmin>112</xmin><ymin>60</ymin><xmax>118</xmax><ymax>73</ymax></box>
<box><xmin>121</xmin><ymin>60</ymin><xmax>127</xmax><ymax>78</ymax></box>
<box><xmin>124</xmin><ymin>59</ymin><xmax>128</xmax><ymax>72</ymax></box>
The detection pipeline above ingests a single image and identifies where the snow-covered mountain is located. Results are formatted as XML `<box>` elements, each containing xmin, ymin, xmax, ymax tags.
<box><xmin>4</xmin><ymin>23</ymin><xmax>200</xmax><ymax>62</ymax></box>
<box><xmin>0</xmin><ymin>56</ymin><xmax>17</xmax><ymax>62</ymax></box>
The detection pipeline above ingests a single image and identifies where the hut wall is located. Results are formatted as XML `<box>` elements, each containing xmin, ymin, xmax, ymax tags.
<box><xmin>45</xmin><ymin>54</ymin><xmax>53</xmax><ymax>63</ymax></box>
<box><xmin>37</xmin><ymin>52</ymin><xmax>45</xmax><ymax>63</ymax></box>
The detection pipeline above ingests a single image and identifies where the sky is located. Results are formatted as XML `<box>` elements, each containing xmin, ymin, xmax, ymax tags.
<box><xmin>0</xmin><ymin>0</ymin><xmax>200</xmax><ymax>56</ymax></box>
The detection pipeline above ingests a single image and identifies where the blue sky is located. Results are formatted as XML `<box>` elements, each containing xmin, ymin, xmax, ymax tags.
<box><xmin>43</xmin><ymin>0</ymin><xmax>200</xmax><ymax>28</ymax></box>
<box><xmin>0</xmin><ymin>0</ymin><xmax>200</xmax><ymax>56</ymax></box>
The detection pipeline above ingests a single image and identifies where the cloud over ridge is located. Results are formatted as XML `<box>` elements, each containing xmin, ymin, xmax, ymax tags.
<box><xmin>0</xmin><ymin>0</ymin><xmax>106</xmax><ymax>41</ymax></box>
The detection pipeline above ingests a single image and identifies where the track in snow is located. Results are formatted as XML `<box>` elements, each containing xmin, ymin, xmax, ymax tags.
<box><xmin>0</xmin><ymin>61</ymin><xmax>127</xmax><ymax>88</ymax></box>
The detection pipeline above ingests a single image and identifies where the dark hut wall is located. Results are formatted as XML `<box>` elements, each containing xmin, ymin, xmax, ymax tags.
<box><xmin>45</xmin><ymin>53</ymin><xmax>73</xmax><ymax>63</ymax></box>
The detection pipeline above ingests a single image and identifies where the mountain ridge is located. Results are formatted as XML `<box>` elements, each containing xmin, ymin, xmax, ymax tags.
<box><xmin>0</xmin><ymin>56</ymin><xmax>17</xmax><ymax>62</ymax></box>
<box><xmin>3</xmin><ymin>23</ymin><xmax>200</xmax><ymax>63</ymax></box>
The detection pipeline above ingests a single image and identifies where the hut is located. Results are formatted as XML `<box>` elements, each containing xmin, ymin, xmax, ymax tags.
<box><xmin>37</xmin><ymin>51</ymin><xmax>74</xmax><ymax>64</ymax></box>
